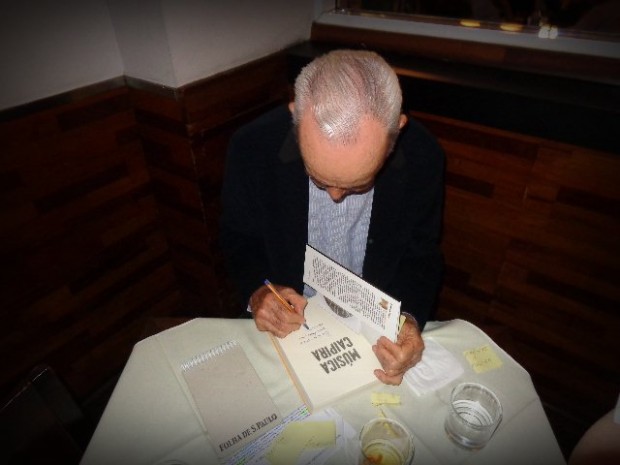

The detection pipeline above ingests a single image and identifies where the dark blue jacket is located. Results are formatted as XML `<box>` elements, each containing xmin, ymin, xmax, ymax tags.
<box><xmin>220</xmin><ymin>105</ymin><xmax>445</xmax><ymax>327</ymax></box>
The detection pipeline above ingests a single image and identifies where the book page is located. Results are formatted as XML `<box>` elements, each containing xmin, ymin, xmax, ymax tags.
<box><xmin>271</xmin><ymin>297</ymin><xmax>382</xmax><ymax>413</ymax></box>
<box><xmin>303</xmin><ymin>245</ymin><xmax>400</xmax><ymax>342</ymax></box>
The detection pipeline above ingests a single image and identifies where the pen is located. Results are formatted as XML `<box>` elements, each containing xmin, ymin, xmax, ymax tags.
<box><xmin>264</xmin><ymin>279</ymin><xmax>309</xmax><ymax>329</ymax></box>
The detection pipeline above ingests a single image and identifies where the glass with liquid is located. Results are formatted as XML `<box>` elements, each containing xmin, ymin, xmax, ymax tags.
<box><xmin>360</xmin><ymin>417</ymin><xmax>414</xmax><ymax>465</ymax></box>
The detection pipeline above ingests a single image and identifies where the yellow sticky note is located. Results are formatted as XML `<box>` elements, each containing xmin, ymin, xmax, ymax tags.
<box><xmin>463</xmin><ymin>344</ymin><xmax>503</xmax><ymax>373</ymax></box>
<box><xmin>371</xmin><ymin>392</ymin><xmax>401</xmax><ymax>406</ymax></box>
<box><xmin>267</xmin><ymin>421</ymin><xmax>335</xmax><ymax>465</ymax></box>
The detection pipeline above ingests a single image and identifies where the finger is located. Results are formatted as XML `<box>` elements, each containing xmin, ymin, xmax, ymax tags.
<box><xmin>278</xmin><ymin>286</ymin><xmax>305</xmax><ymax>304</ymax></box>
<box><xmin>255</xmin><ymin>309</ymin><xmax>295</xmax><ymax>338</ymax></box>
<box><xmin>253</xmin><ymin>297</ymin><xmax>286</xmax><ymax>329</ymax></box>
<box><xmin>277</xmin><ymin>308</ymin><xmax>305</xmax><ymax>332</ymax></box>
<box><xmin>373</xmin><ymin>337</ymin><xmax>408</xmax><ymax>368</ymax></box>
<box><xmin>373</xmin><ymin>368</ymin><xmax>404</xmax><ymax>386</ymax></box>
<box><xmin>391</xmin><ymin>323</ymin><xmax>425</xmax><ymax>361</ymax></box>
<box><xmin>372</xmin><ymin>349</ymin><xmax>406</xmax><ymax>384</ymax></box>
<box><xmin>255</xmin><ymin>299</ymin><xmax>303</xmax><ymax>336</ymax></box>
<box><xmin>263</xmin><ymin>292</ymin><xmax>301</xmax><ymax>320</ymax></box>
<box><xmin>290</xmin><ymin>296</ymin><xmax>308</xmax><ymax>319</ymax></box>
<box><xmin>253</xmin><ymin>308</ymin><xmax>281</xmax><ymax>335</ymax></box>
<box><xmin>277</xmin><ymin>303</ymin><xmax>305</xmax><ymax>326</ymax></box>
<box><xmin>373</xmin><ymin>338</ymin><xmax>421</xmax><ymax>375</ymax></box>
<box><xmin>278</xmin><ymin>288</ymin><xmax>307</xmax><ymax>317</ymax></box>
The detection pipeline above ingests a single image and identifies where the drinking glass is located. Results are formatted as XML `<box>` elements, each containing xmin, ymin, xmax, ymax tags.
<box><xmin>360</xmin><ymin>417</ymin><xmax>414</xmax><ymax>465</ymax></box>
<box><xmin>444</xmin><ymin>382</ymin><xmax>503</xmax><ymax>449</ymax></box>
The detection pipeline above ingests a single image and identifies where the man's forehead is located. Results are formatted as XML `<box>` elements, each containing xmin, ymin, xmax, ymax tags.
<box><xmin>301</xmin><ymin>144</ymin><xmax>375</xmax><ymax>183</ymax></box>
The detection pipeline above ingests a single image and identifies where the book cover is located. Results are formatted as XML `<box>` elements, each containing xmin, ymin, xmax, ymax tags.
<box><xmin>181</xmin><ymin>340</ymin><xmax>282</xmax><ymax>458</ymax></box>
<box><xmin>270</xmin><ymin>295</ymin><xmax>382</xmax><ymax>413</ymax></box>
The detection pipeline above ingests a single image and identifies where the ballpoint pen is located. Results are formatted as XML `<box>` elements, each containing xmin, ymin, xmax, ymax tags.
<box><xmin>264</xmin><ymin>279</ymin><xmax>309</xmax><ymax>329</ymax></box>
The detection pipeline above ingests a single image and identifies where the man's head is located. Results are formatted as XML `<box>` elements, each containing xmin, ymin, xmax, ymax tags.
<box><xmin>290</xmin><ymin>50</ymin><xmax>406</xmax><ymax>202</ymax></box>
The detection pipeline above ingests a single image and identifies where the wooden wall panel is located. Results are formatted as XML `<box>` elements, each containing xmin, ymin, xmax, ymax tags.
<box><xmin>415</xmin><ymin>111</ymin><xmax>620</xmax><ymax>456</ymax></box>
<box><xmin>129</xmin><ymin>54</ymin><xmax>290</xmax><ymax>318</ymax></box>
<box><xmin>0</xmin><ymin>87</ymin><xmax>181</xmax><ymax>402</ymax></box>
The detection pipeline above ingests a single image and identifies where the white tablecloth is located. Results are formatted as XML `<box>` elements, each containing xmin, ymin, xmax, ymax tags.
<box><xmin>80</xmin><ymin>317</ymin><xmax>566</xmax><ymax>465</ymax></box>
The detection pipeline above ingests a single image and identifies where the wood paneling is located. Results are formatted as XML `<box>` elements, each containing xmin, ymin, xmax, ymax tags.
<box><xmin>417</xmin><ymin>111</ymin><xmax>620</xmax><ymax>457</ymax></box>
<box><xmin>0</xmin><ymin>86</ymin><xmax>181</xmax><ymax>403</ymax></box>
<box><xmin>128</xmin><ymin>53</ymin><xmax>291</xmax><ymax>317</ymax></box>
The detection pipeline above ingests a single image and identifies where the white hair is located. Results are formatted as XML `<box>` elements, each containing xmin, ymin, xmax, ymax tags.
<box><xmin>292</xmin><ymin>49</ymin><xmax>402</xmax><ymax>145</ymax></box>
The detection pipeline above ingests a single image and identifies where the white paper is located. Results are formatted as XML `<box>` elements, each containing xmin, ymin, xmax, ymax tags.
<box><xmin>223</xmin><ymin>405</ymin><xmax>310</xmax><ymax>465</ymax></box>
<box><xmin>303</xmin><ymin>245</ymin><xmax>400</xmax><ymax>342</ymax></box>
<box><xmin>403</xmin><ymin>337</ymin><xmax>464</xmax><ymax>396</ymax></box>
<box><xmin>224</xmin><ymin>406</ymin><xmax>355</xmax><ymax>465</ymax></box>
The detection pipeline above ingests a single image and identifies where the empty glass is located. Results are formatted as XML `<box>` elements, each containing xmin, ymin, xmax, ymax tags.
<box><xmin>444</xmin><ymin>382</ymin><xmax>503</xmax><ymax>449</ymax></box>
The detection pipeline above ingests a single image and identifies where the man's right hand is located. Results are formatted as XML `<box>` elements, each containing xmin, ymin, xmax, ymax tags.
<box><xmin>249</xmin><ymin>284</ymin><xmax>307</xmax><ymax>338</ymax></box>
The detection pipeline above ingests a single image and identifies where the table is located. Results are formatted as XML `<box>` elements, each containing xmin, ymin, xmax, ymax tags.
<box><xmin>80</xmin><ymin>317</ymin><xmax>566</xmax><ymax>465</ymax></box>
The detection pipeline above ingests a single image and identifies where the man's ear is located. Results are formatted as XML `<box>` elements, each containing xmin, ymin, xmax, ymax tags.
<box><xmin>288</xmin><ymin>102</ymin><xmax>295</xmax><ymax>114</ymax></box>
<box><xmin>398</xmin><ymin>114</ymin><xmax>408</xmax><ymax>129</ymax></box>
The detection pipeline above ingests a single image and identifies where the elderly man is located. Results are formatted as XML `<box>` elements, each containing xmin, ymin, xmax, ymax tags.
<box><xmin>220</xmin><ymin>49</ymin><xmax>444</xmax><ymax>385</ymax></box>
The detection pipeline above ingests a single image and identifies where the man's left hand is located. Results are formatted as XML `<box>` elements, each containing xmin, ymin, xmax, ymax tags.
<box><xmin>372</xmin><ymin>318</ymin><xmax>424</xmax><ymax>385</ymax></box>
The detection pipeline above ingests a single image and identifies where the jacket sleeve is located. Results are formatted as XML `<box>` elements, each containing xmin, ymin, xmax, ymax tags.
<box><xmin>395</xmin><ymin>123</ymin><xmax>445</xmax><ymax>328</ymax></box>
<box><xmin>365</xmin><ymin>119</ymin><xmax>445</xmax><ymax>329</ymax></box>
<box><xmin>219</xmin><ymin>127</ymin><xmax>270</xmax><ymax>306</ymax></box>
<box><xmin>218</xmin><ymin>105</ymin><xmax>297</xmax><ymax>307</ymax></box>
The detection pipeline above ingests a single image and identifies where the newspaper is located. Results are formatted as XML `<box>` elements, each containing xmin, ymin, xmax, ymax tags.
<box><xmin>303</xmin><ymin>245</ymin><xmax>400</xmax><ymax>343</ymax></box>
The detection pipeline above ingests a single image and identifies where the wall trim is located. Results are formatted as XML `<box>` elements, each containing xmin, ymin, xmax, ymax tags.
<box><xmin>124</xmin><ymin>76</ymin><xmax>180</xmax><ymax>100</ymax></box>
<box><xmin>0</xmin><ymin>77</ymin><xmax>127</xmax><ymax>123</ymax></box>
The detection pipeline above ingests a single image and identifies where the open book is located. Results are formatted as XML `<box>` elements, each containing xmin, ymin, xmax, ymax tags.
<box><xmin>303</xmin><ymin>244</ymin><xmax>401</xmax><ymax>344</ymax></box>
<box><xmin>270</xmin><ymin>245</ymin><xmax>402</xmax><ymax>413</ymax></box>
<box><xmin>271</xmin><ymin>295</ymin><xmax>382</xmax><ymax>413</ymax></box>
